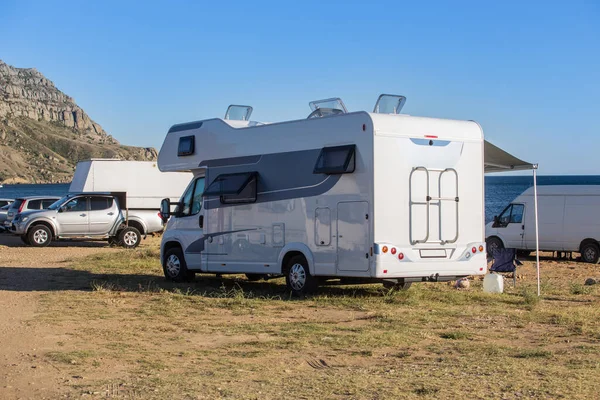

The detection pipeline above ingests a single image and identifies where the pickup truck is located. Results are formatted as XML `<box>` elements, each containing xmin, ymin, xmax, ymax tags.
<box><xmin>10</xmin><ymin>192</ymin><xmax>163</xmax><ymax>248</ymax></box>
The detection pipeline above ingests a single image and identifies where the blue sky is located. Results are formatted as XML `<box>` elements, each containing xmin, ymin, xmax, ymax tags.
<box><xmin>1</xmin><ymin>0</ymin><xmax>598</xmax><ymax>174</ymax></box>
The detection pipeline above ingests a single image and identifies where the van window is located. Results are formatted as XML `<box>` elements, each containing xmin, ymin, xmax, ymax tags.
<box><xmin>178</xmin><ymin>177</ymin><xmax>205</xmax><ymax>217</ymax></box>
<box><xmin>497</xmin><ymin>204</ymin><xmax>524</xmax><ymax>227</ymax></box>
<box><xmin>313</xmin><ymin>144</ymin><xmax>356</xmax><ymax>174</ymax></box>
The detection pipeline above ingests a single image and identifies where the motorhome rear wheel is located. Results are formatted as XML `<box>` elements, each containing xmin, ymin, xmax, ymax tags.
<box><xmin>285</xmin><ymin>255</ymin><xmax>317</xmax><ymax>296</ymax></box>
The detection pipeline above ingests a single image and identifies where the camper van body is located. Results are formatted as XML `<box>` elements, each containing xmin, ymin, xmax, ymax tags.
<box><xmin>486</xmin><ymin>185</ymin><xmax>600</xmax><ymax>263</ymax></box>
<box><xmin>158</xmin><ymin>103</ymin><xmax>487</xmax><ymax>293</ymax></box>
<box><xmin>70</xmin><ymin>160</ymin><xmax>192</xmax><ymax>234</ymax></box>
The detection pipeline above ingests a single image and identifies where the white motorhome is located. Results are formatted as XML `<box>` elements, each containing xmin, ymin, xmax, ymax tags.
<box><xmin>486</xmin><ymin>185</ymin><xmax>600</xmax><ymax>263</ymax></box>
<box><xmin>157</xmin><ymin>96</ymin><xmax>488</xmax><ymax>295</ymax></box>
<box><xmin>70</xmin><ymin>159</ymin><xmax>192</xmax><ymax>235</ymax></box>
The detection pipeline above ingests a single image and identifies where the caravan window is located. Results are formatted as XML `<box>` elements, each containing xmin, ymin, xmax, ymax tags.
<box><xmin>313</xmin><ymin>144</ymin><xmax>356</xmax><ymax>174</ymax></box>
<box><xmin>204</xmin><ymin>172</ymin><xmax>258</xmax><ymax>204</ymax></box>
<box><xmin>178</xmin><ymin>177</ymin><xmax>205</xmax><ymax>217</ymax></box>
<box><xmin>178</xmin><ymin>135</ymin><xmax>195</xmax><ymax>156</ymax></box>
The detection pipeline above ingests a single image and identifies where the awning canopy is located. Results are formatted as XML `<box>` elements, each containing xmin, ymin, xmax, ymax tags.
<box><xmin>484</xmin><ymin>140</ymin><xmax>535</xmax><ymax>173</ymax></box>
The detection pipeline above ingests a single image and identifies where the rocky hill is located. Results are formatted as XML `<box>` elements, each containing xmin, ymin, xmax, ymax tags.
<box><xmin>0</xmin><ymin>60</ymin><xmax>157</xmax><ymax>184</ymax></box>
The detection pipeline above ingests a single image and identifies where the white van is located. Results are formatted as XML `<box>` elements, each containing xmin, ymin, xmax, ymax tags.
<box><xmin>485</xmin><ymin>185</ymin><xmax>600</xmax><ymax>263</ymax></box>
<box><xmin>157</xmin><ymin>96</ymin><xmax>489</xmax><ymax>295</ymax></box>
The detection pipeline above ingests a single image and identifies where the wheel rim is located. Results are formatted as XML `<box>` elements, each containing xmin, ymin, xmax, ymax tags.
<box><xmin>488</xmin><ymin>241</ymin><xmax>499</xmax><ymax>254</ymax></box>
<box><xmin>584</xmin><ymin>247</ymin><xmax>596</xmax><ymax>261</ymax></box>
<box><xmin>33</xmin><ymin>229</ymin><xmax>48</xmax><ymax>244</ymax></box>
<box><xmin>166</xmin><ymin>254</ymin><xmax>181</xmax><ymax>277</ymax></box>
<box><xmin>123</xmin><ymin>231</ymin><xmax>138</xmax><ymax>246</ymax></box>
<box><xmin>289</xmin><ymin>263</ymin><xmax>306</xmax><ymax>291</ymax></box>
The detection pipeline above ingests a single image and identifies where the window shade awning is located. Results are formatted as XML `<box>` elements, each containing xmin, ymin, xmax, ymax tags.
<box><xmin>484</xmin><ymin>140</ymin><xmax>535</xmax><ymax>173</ymax></box>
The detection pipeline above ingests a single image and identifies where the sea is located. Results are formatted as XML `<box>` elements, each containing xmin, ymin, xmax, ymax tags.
<box><xmin>1</xmin><ymin>176</ymin><xmax>600</xmax><ymax>223</ymax></box>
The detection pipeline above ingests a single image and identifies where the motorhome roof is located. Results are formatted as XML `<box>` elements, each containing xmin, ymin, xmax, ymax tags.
<box><xmin>520</xmin><ymin>185</ymin><xmax>600</xmax><ymax>196</ymax></box>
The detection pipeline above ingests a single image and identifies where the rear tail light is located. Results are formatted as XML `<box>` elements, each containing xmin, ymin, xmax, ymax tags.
<box><xmin>472</xmin><ymin>247</ymin><xmax>477</xmax><ymax>254</ymax></box>
<box><xmin>18</xmin><ymin>201</ymin><xmax>25</xmax><ymax>213</ymax></box>
<box><xmin>382</xmin><ymin>246</ymin><xmax>388</xmax><ymax>253</ymax></box>
<box><xmin>478</xmin><ymin>245</ymin><xmax>484</xmax><ymax>252</ymax></box>
<box><xmin>398</xmin><ymin>253</ymin><xmax>404</xmax><ymax>260</ymax></box>
<box><xmin>391</xmin><ymin>247</ymin><xmax>397</xmax><ymax>255</ymax></box>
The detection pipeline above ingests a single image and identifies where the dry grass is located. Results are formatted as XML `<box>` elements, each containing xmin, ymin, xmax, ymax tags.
<box><xmin>23</xmin><ymin>243</ymin><xmax>600</xmax><ymax>399</ymax></box>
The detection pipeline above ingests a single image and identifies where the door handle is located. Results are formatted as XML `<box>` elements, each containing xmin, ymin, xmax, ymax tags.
<box><xmin>80</xmin><ymin>213</ymin><xmax>87</xmax><ymax>217</ymax></box>
<box><xmin>522</xmin><ymin>225</ymin><xmax>525</xmax><ymax>230</ymax></box>
<box><xmin>107</xmin><ymin>212</ymin><xmax>114</xmax><ymax>216</ymax></box>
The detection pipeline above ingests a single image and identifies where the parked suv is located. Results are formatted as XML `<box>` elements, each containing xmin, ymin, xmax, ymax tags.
<box><xmin>11</xmin><ymin>193</ymin><xmax>144</xmax><ymax>248</ymax></box>
<box><xmin>4</xmin><ymin>196</ymin><xmax>61</xmax><ymax>230</ymax></box>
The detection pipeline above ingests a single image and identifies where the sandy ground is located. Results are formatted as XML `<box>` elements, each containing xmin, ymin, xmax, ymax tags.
<box><xmin>0</xmin><ymin>232</ymin><xmax>599</xmax><ymax>399</ymax></box>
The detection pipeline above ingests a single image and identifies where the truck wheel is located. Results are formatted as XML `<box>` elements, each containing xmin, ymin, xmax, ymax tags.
<box><xmin>581</xmin><ymin>243</ymin><xmax>599</xmax><ymax>263</ymax></box>
<box><xmin>28</xmin><ymin>225</ymin><xmax>52</xmax><ymax>247</ymax></box>
<box><xmin>20</xmin><ymin>235</ymin><xmax>31</xmax><ymax>245</ymax></box>
<box><xmin>119</xmin><ymin>227</ymin><xmax>141</xmax><ymax>249</ymax></box>
<box><xmin>285</xmin><ymin>255</ymin><xmax>317</xmax><ymax>296</ymax></box>
<box><xmin>163</xmin><ymin>247</ymin><xmax>194</xmax><ymax>282</ymax></box>
<box><xmin>486</xmin><ymin>237</ymin><xmax>504</xmax><ymax>256</ymax></box>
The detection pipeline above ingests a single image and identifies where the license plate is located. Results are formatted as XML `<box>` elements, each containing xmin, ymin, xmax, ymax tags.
<box><xmin>419</xmin><ymin>249</ymin><xmax>447</xmax><ymax>258</ymax></box>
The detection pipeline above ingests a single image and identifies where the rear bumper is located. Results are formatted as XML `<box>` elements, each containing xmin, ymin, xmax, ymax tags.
<box><xmin>373</xmin><ymin>242</ymin><xmax>487</xmax><ymax>279</ymax></box>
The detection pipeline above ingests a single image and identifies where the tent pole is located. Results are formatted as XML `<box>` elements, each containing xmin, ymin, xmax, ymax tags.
<box><xmin>533</xmin><ymin>165</ymin><xmax>540</xmax><ymax>296</ymax></box>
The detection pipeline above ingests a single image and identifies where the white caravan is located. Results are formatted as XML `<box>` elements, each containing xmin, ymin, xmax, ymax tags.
<box><xmin>157</xmin><ymin>96</ymin><xmax>488</xmax><ymax>295</ymax></box>
<box><xmin>486</xmin><ymin>185</ymin><xmax>600</xmax><ymax>263</ymax></box>
<box><xmin>70</xmin><ymin>159</ymin><xmax>192</xmax><ymax>234</ymax></box>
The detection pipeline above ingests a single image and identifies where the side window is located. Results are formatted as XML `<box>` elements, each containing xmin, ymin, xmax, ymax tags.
<box><xmin>90</xmin><ymin>197</ymin><xmax>114</xmax><ymax>211</ymax></box>
<box><xmin>27</xmin><ymin>200</ymin><xmax>42</xmax><ymax>209</ymax></box>
<box><xmin>497</xmin><ymin>205</ymin><xmax>512</xmax><ymax>227</ymax></box>
<box><xmin>313</xmin><ymin>144</ymin><xmax>356</xmax><ymax>174</ymax></box>
<box><xmin>63</xmin><ymin>197</ymin><xmax>87</xmax><ymax>212</ymax></box>
<box><xmin>510</xmin><ymin>204</ymin><xmax>524</xmax><ymax>224</ymax></box>
<box><xmin>42</xmin><ymin>200</ymin><xmax>56</xmax><ymax>208</ymax></box>
<box><xmin>178</xmin><ymin>177</ymin><xmax>205</xmax><ymax>217</ymax></box>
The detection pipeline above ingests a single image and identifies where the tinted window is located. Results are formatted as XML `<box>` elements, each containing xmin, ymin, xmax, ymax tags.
<box><xmin>221</xmin><ymin>174</ymin><xmax>257</xmax><ymax>204</ymax></box>
<box><xmin>313</xmin><ymin>144</ymin><xmax>356</xmax><ymax>174</ymax></box>
<box><xmin>27</xmin><ymin>200</ymin><xmax>42</xmax><ymax>209</ymax></box>
<box><xmin>178</xmin><ymin>135</ymin><xmax>195</xmax><ymax>156</ymax></box>
<box><xmin>9</xmin><ymin>199</ymin><xmax>24</xmax><ymax>211</ymax></box>
<box><xmin>90</xmin><ymin>197</ymin><xmax>114</xmax><ymax>211</ymax></box>
<box><xmin>63</xmin><ymin>197</ymin><xmax>87</xmax><ymax>212</ymax></box>
<box><xmin>0</xmin><ymin>201</ymin><xmax>9</xmax><ymax>207</ymax></box>
<box><xmin>42</xmin><ymin>200</ymin><xmax>56</xmax><ymax>208</ymax></box>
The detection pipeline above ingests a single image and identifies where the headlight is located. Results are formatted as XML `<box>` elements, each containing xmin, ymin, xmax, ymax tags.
<box><xmin>21</xmin><ymin>217</ymin><xmax>28</xmax><ymax>222</ymax></box>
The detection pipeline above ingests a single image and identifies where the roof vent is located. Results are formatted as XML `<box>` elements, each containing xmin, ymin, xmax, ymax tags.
<box><xmin>307</xmin><ymin>97</ymin><xmax>347</xmax><ymax>119</ymax></box>
<box><xmin>225</xmin><ymin>105</ymin><xmax>253</xmax><ymax>121</ymax></box>
<box><xmin>373</xmin><ymin>94</ymin><xmax>406</xmax><ymax>114</ymax></box>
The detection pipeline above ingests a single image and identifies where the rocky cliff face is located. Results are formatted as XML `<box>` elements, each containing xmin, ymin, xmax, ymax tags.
<box><xmin>0</xmin><ymin>60</ymin><xmax>157</xmax><ymax>184</ymax></box>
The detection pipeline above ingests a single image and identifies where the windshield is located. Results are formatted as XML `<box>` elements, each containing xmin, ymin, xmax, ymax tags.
<box><xmin>47</xmin><ymin>195</ymin><xmax>72</xmax><ymax>210</ymax></box>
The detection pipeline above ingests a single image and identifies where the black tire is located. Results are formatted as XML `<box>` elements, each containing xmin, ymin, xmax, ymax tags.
<box><xmin>580</xmin><ymin>242</ymin><xmax>600</xmax><ymax>264</ymax></box>
<box><xmin>245</xmin><ymin>273</ymin><xmax>264</xmax><ymax>282</ymax></box>
<box><xmin>382</xmin><ymin>280</ymin><xmax>412</xmax><ymax>291</ymax></box>
<box><xmin>486</xmin><ymin>237</ymin><xmax>504</xmax><ymax>256</ymax></box>
<box><xmin>27</xmin><ymin>225</ymin><xmax>52</xmax><ymax>247</ymax></box>
<box><xmin>119</xmin><ymin>227</ymin><xmax>141</xmax><ymax>249</ymax></box>
<box><xmin>20</xmin><ymin>235</ymin><xmax>31</xmax><ymax>245</ymax></box>
<box><xmin>163</xmin><ymin>247</ymin><xmax>194</xmax><ymax>282</ymax></box>
<box><xmin>285</xmin><ymin>255</ymin><xmax>317</xmax><ymax>296</ymax></box>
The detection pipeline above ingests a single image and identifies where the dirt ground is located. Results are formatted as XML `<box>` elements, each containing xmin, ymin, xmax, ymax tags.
<box><xmin>0</xmin><ymin>233</ymin><xmax>599</xmax><ymax>399</ymax></box>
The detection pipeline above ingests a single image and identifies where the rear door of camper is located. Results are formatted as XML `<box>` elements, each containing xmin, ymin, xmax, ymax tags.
<box><xmin>336</xmin><ymin>201</ymin><xmax>370</xmax><ymax>272</ymax></box>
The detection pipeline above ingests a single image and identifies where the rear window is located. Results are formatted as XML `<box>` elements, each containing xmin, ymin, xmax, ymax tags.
<box><xmin>27</xmin><ymin>200</ymin><xmax>42</xmax><ymax>210</ymax></box>
<box><xmin>10</xmin><ymin>199</ymin><xmax>24</xmax><ymax>210</ymax></box>
<box><xmin>90</xmin><ymin>197</ymin><xmax>114</xmax><ymax>211</ymax></box>
<box><xmin>41</xmin><ymin>199</ymin><xmax>56</xmax><ymax>208</ymax></box>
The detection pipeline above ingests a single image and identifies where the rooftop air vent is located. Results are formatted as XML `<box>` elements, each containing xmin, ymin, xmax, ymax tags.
<box><xmin>225</xmin><ymin>105</ymin><xmax>253</xmax><ymax>121</ymax></box>
<box><xmin>373</xmin><ymin>94</ymin><xmax>406</xmax><ymax>114</ymax></box>
<box><xmin>307</xmin><ymin>97</ymin><xmax>348</xmax><ymax>119</ymax></box>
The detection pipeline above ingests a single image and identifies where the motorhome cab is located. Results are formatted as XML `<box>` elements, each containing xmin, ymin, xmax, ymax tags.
<box><xmin>486</xmin><ymin>185</ymin><xmax>600</xmax><ymax>263</ymax></box>
<box><xmin>157</xmin><ymin>95</ymin><xmax>487</xmax><ymax>295</ymax></box>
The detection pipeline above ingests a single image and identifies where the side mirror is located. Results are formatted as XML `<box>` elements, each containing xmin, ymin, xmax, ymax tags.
<box><xmin>492</xmin><ymin>215</ymin><xmax>499</xmax><ymax>227</ymax></box>
<box><xmin>59</xmin><ymin>206</ymin><xmax>66</xmax><ymax>213</ymax></box>
<box><xmin>160</xmin><ymin>198</ymin><xmax>171</xmax><ymax>222</ymax></box>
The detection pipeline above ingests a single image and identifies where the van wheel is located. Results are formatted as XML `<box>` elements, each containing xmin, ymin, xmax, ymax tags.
<box><xmin>285</xmin><ymin>255</ymin><xmax>317</xmax><ymax>296</ymax></box>
<box><xmin>163</xmin><ymin>247</ymin><xmax>194</xmax><ymax>282</ymax></box>
<box><xmin>486</xmin><ymin>237</ymin><xmax>504</xmax><ymax>256</ymax></box>
<box><xmin>245</xmin><ymin>273</ymin><xmax>264</xmax><ymax>282</ymax></box>
<box><xmin>580</xmin><ymin>243</ymin><xmax>599</xmax><ymax>263</ymax></box>
<box><xmin>20</xmin><ymin>235</ymin><xmax>31</xmax><ymax>245</ymax></box>
<box><xmin>119</xmin><ymin>227</ymin><xmax>141</xmax><ymax>249</ymax></box>
<box><xmin>28</xmin><ymin>225</ymin><xmax>52</xmax><ymax>247</ymax></box>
